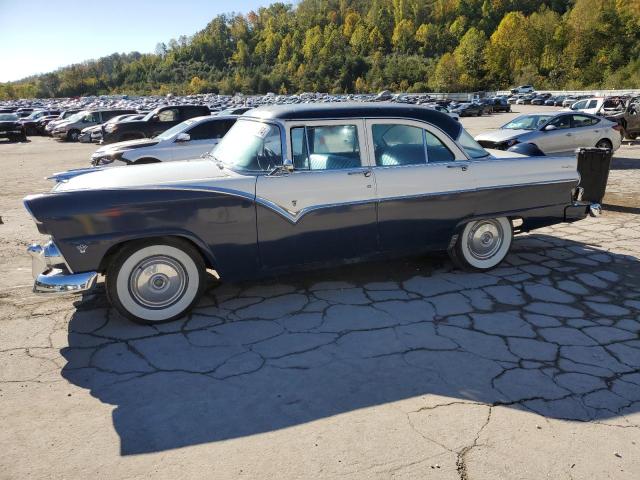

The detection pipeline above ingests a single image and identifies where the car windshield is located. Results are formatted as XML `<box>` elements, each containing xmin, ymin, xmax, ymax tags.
<box><xmin>211</xmin><ymin>119</ymin><xmax>282</xmax><ymax>172</ymax></box>
<box><xmin>66</xmin><ymin>112</ymin><xmax>85</xmax><ymax>122</ymax></box>
<box><xmin>457</xmin><ymin>129</ymin><xmax>489</xmax><ymax>159</ymax></box>
<box><xmin>155</xmin><ymin>119</ymin><xmax>197</xmax><ymax>140</ymax></box>
<box><xmin>503</xmin><ymin>115</ymin><xmax>553</xmax><ymax>130</ymax></box>
<box><xmin>0</xmin><ymin>113</ymin><xmax>18</xmax><ymax>121</ymax></box>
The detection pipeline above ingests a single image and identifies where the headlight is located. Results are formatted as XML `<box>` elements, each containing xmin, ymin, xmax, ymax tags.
<box><xmin>505</xmin><ymin>139</ymin><xmax>519</xmax><ymax>148</ymax></box>
<box><xmin>104</xmin><ymin>124</ymin><xmax>118</xmax><ymax>133</ymax></box>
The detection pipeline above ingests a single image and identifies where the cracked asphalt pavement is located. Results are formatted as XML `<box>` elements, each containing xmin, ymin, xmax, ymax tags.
<box><xmin>1</xmin><ymin>109</ymin><xmax>639</xmax><ymax>479</ymax></box>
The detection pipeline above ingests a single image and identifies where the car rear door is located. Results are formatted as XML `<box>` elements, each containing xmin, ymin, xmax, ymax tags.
<box><xmin>255</xmin><ymin>119</ymin><xmax>378</xmax><ymax>268</ymax></box>
<box><xmin>364</xmin><ymin>119</ymin><xmax>472</xmax><ymax>252</ymax></box>
<box><xmin>570</xmin><ymin>114</ymin><xmax>600</xmax><ymax>147</ymax></box>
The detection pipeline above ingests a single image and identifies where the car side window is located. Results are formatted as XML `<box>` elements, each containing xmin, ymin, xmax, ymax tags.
<box><xmin>425</xmin><ymin>131</ymin><xmax>456</xmax><ymax>163</ymax></box>
<box><xmin>372</xmin><ymin>124</ymin><xmax>425</xmax><ymax>166</ymax></box>
<box><xmin>573</xmin><ymin>100</ymin><xmax>587</xmax><ymax>110</ymax></box>
<box><xmin>290</xmin><ymin>125</ymin><xmax>361</xmax><ymax>170</ymax></box>
<box><xmin>572</xmin><ymin>115</ymin><xmax>599</xmax><ymax>128</ymax></box>
<box><xmin>548</xmin><ymin>115</ymin><xmax>571</xmax><ymax>129</ymax></box>
<box><xmin>158</xmin><ymin>109</ymin><xmax>178</xmax><ymax>122</ymax></box>
<box><xmin>188</xmin><ymin>120</ymin><xmax>235</xmax><ymax>140</ymax></box>
<box><xmin>587</xmin><ymin>100</ymin><xmax>598</xmax><ymax>108</ymax></box>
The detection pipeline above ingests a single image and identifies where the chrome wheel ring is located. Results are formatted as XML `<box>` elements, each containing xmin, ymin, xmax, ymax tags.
<box><xmin>467</xmin><ymin>219</ymin><xmax>504</xmax><ymax>260</ymax></box>
<box><xmin>129</xmin><ymin>255</ymin><xmax>188</xmax><ymax>309</ymax></box>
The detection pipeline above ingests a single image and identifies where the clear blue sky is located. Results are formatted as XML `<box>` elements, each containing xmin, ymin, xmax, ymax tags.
<box><xmin>0</xmin><ymin>0</ymin><xmax>277</xmax><ymax>82</ymax></box>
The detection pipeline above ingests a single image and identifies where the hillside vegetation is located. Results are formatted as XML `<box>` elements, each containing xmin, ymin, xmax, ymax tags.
<box><xmin>2</xmin><ymin>0</ymin><xmax>639</xmax><ymax>99</ymax></box>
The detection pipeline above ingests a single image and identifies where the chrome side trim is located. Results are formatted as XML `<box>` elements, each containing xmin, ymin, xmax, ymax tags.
<box><xmin>33</xmin><ymin>269</ymin><xmax>98</xmax><ymax>295</ymax></box>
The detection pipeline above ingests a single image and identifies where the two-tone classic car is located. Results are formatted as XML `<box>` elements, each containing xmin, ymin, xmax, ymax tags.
<box><xmin>24</xmin><ymin>104</ymin><xmax>599</xmax><ymax>324</ymax></box>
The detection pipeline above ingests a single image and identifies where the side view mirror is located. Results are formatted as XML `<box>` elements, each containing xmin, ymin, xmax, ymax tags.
<box><xmin>152</xmin><ymin>114</ymin><xmax>159</xmax><ymax>122</ymax></box>
<box><xmin>175</xmin><ymin>133</ymin><xmax>190</xmax><ymax>142</ymax></box>
<box><xmin>543</xmin><ymin>125</ymin><xmax>557</xmax><ymax>131</ymax></box>
<box><xmin>283</xmin><ymin>158</ymin><xmax>294</xmax><ymax>172</ymax></box>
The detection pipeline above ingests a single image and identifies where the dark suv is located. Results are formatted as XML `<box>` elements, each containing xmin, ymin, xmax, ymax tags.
<box><xmin>101</xmin><ymin>105</ymin><xmax>211</xmax><ymax>144</ymax></box>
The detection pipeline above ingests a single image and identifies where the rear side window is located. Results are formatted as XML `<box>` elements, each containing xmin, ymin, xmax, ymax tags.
<box><xmin>572</xmin><ymin>115</ymin><xmax>599</xmax><ymax>128</ymax></box>
<box><xmin>188</xmin><ymin>119</ymin><xmax>236</xmax><ymax>140</ymax></box>
<box><xmin>372</xmin><ymin>124</ymin><xmax>425</xmax><ymax>166</ymax></box>
<box><xmin>290</xmin><ymin>125</ymin><xmax>361</xmax><ymax>171</ymax></box>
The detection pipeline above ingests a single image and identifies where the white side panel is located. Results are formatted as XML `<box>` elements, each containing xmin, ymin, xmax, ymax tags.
<box><xmin>470</xmin><ymin>156</ymin><xmax>579</xmax><ymax>190</ymax></box>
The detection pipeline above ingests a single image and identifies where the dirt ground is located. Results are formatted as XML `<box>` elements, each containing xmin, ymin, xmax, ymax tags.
<box><xmin>1</xmin><ymin>106</ymin><xmax>639</xmax><ymax>479</ymax></box>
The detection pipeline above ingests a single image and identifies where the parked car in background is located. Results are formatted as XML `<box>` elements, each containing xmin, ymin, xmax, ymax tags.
<box><xmin>25</xmin><ymin>103</ymin><xmax>596</xmax><ymax>324</ymax></box>
<box><xmin>545</xmin><ymin>96</ymin><xmax>566</xmax><ymax>106</ymax></box>
<box><xmin>510</xmin><ymin>85</ymin><xmax>535</xmax><ymax>94</ymax></box>
<box><xmin>568</xmin><ymin>97</ymin><xmax>605</xmax><ymax>115</ymax></box>
<box><xmin>516</xmin><ymin>94</ymin><xmax>536</xmax><ymax>105</ymax></box>
<box><xmin>51</xmin><ymin>109</ymin><xmax>136</xmax><ymax>141</ymax></box>
<box><xmin>0</xmin><ymin>113</ymin><xmax>27</xmax><ymax>142</ymax></box>
<box><xmin>475</xmin><ymin>112</ymin><xmax>622</xmax><ymax>154</ymax></box>
<box><xmin>450</xmin><ymin>102</ymin><xmax>483</xmax><ymax>117</ymax></box>
<box><xmin>19</xmin><ymin>110</ymin><xmax>60</xmax><ymax>135</ymax></box>
<box><xmin>489</xmin><ymin>97</ymin><xmax>511</xmax><ymax>112</ymax></box>
<box><xmin>35</xmin><ymin>115</ymin><xmax>61</xmax><ymax>135</ymax></box>
<box><xmin>530</xmin><ymin>94</ymin><xmax>551</xmax><ymax>105</ymax></box>
<box><xmin>90</xmin><ymin>115</ymin><xmax>237</xmax><ymax>166</ymax></box>
<box><xmin>78</xmin><ymin>114</ymin><xmax>142</xmax><ymax>143</ymax></box>
<box><xmin>101</xmin><ymin>105</ymin><xmax>210</xmax><ymax>144</ymax></box>
<box><xmin>45</xmin><ymin>110</ymin><xmax>82</xmax><ymax>136</ymax></box>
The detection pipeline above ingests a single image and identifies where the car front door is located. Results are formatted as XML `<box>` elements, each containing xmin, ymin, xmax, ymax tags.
<box><xmin>365</xmin><ymin>119</ymin><xmax>472</xmax><ymax>252</ymax></box>
<box><xmin>535</xmin><ymin>114</ymin><xmax>574</xmax><ymax>154</ymax></box>
<box><xmin>255</xmin><ymin>120</ymin><xmax>378</xmax><ymax>269</ymax></box>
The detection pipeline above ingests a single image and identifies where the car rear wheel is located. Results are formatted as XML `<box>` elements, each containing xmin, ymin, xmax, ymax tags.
<box><xmin>449</xmin><ymin>217</ymin><xmax>513</xmax><ymax>272</ymax></box>
<box><xmin>106</xmin><ymin>238</ymin><xmax>206</xmax><ymax>324</ymax></box>
<box><xmin>595</xmin><ymin>139</ymin><xmax>613</xmax><ymax>149</ymax></box>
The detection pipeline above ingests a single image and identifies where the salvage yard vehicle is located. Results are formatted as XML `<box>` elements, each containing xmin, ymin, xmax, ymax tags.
<box><xmin>0</xmin><ymin>113</ymin><xmax>27</xmax><ymax>142</ymax></box>
<box><xmin>601</xmin><ymin>96</ymin><xmax>640</xmax><ymax>140</ymax></box>
<box><xmin>24</xmin><ymin>103</ymin><xmax>598</xmax><ymax>324</ymax></box>
<box><xmin>51</xmin><ymin>109</ymin><xmax>136</xmax><ymax>141</ymax></box>
<box><xmin>90</xmin><ymin>115</ymin><xmax>237</xmax><ymax>165</ymax></box>
<box><xmin>100</xmin><ymin>105</ymin><xmax>211</xmax><ymax>144</ymax></box>
<box><xmin>475</xmin><ymin>112</ymin><xmax>622</xmax><ymax>154</ymax></box>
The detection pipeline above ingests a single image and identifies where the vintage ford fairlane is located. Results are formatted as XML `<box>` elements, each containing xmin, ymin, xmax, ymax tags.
<box><xmin>24</xmin><ymin>104</ymin><xmax>599</xmax><ymax>324</ymax></box>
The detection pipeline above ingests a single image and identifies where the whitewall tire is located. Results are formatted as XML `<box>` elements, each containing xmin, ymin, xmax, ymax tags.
<box><xmin>449</xmin><ymin>217</ymin><xmax>513</xmax><ymax>271</ymax></box>
<box><xmin>106</xmin><ymin>239</ymin><xmax>206</xmax><ymax>324</ymax></box>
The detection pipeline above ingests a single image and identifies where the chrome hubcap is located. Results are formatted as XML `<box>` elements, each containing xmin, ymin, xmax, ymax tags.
<box><xmin>467</xmin><ymin>220</ymin><xmax>503</xmax><ymax>260</ymax></box>
<box><xmin>129</xmin><ymin>255</ymin><xmax>187</xmax><ymax>309</ymax></box>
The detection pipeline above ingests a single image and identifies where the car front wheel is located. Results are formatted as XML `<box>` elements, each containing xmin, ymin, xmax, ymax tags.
<box><xmin>449</xmin><ymin>217</ymin><xmax>513</xmax><ymax>272</ymax></box>
<box><xmin>106</xmin><ymin>238</ymin><xmax>206</xmax><ymax>324</ymax></box>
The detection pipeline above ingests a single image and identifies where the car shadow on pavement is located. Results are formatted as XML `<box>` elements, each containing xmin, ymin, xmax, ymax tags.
<box><xmin>60</xmin><ymin>233</ymin><xmax>640</xmax><ymax>455</ymax></box>
<box><xmin>611</xmin><ymin>157</ymin><xmax>640</xmax><ymax>170</ymax></box>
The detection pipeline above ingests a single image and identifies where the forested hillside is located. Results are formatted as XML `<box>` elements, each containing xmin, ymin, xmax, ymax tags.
<box><xmin>2</xmin><ymin>0</ymin><xmax>639</xmax><ymax>99</ymax></box>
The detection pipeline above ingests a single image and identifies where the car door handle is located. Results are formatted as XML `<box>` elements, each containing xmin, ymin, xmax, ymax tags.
<box><xmin>348</xmin><ymin>170</ymin><xmax>372</xmax><ymax>177</ymax></box>
<box><xmin>447</xmin><ymin>164</ymin><xmax>468</xmax><ymax>171</ymax></box>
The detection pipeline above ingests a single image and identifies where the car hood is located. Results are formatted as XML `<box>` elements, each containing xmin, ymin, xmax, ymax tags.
<box><xmin>53</xmin><ymin>159</ymin><xmax>238</xmax><ymax>192</ymax></box>
<box><xmin>94</xmin><ymin>138</ymin><xmax>160</xmax><ymax>155</ymax></box>
<box><xmin>475</xmin><ymin>129</ymin><xmax>531</xmax><ymax>142</ymax></box>
<box><xmin>0</xmin><ymin>121</ymin><xmax>19</xmax><ymax>128</ymax></box>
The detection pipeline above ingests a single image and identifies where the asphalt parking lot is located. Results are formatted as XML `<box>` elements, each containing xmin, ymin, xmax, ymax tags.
<box><xmin>1</xmin><ymin>106</ymin><xmax>639</xmax><ymax>479</ymax></box>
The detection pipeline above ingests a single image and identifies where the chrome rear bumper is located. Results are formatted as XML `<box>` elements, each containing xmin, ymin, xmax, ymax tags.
<box><xmin>27</xmin><ymin>241</ymin><xmax>97</xmax><ymax>295</ymax></box>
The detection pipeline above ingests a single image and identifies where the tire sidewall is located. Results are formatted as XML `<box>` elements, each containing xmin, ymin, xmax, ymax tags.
<box><xmin>456</xmin><ymin>217</ymin><xmax>513</xmax><ymax>271</ymax></box>
<box><xmin>109</xmin><ymin>242</ymin><xmax>203</xmax><ymax>323</ymax></box>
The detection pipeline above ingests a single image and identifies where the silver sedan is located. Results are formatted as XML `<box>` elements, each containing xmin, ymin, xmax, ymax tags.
<box><xmin>475</xmin><ymin>112</ymin><xmax>622</xmax><ymax>155</ymax></box>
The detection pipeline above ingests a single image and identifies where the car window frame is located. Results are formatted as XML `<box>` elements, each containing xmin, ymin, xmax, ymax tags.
<box><xmin>285</xmin><ymin>119</ymin><xmax>368</xmax><ymax>173</ymax></box>
<box><xmin>363</xmin><ymin>118</ymin><xmax>466</xmax><ymax>168</ymax></box>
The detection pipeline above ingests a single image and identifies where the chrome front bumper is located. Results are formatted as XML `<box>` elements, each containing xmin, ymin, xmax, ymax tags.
<box><xmin>27</xmin><ymin>241</ymin><xmax>97</xmax><ymax>294</ymax></box>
